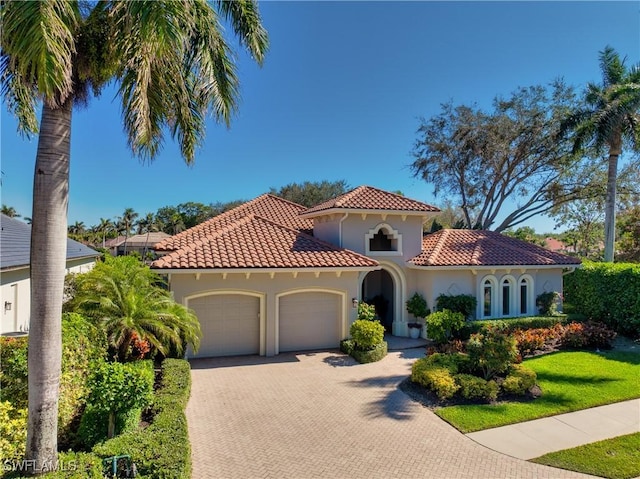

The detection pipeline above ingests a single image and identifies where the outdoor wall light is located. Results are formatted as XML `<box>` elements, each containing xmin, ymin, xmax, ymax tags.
<box><xmin>4</xmin><ymin>301</ymin><xmax>12</xmax><ymax>312</ymax></box>
<box><xmin>352</xmin><ymin>298</ymin><xmax>358</xmax><ymax>309</ymax></box>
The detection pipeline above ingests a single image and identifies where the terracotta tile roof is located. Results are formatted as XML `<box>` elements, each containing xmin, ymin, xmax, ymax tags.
<box><xmin>301</xmin><ymin>186</ymin><xmax>440</xmax><ymax>216</ymax></box>
<box><xmin>410</xmin><ymin>229</ymin><xmax>582</xmax><ymax>267</ymax></box>
<box><xmin>152</xmin><ymin>214</ymin><xmax>378</xmax><ymax>269</ymax></box>
<box><xmin>154</xmin><ymin>194</ymin><xmax>313</xmax><ymax>252</ymax></box>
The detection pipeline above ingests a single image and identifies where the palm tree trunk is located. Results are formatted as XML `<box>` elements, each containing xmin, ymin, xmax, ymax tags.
<box><xmin>26</xmin><ymin>101</ymin><xmax>72</xmax><ymax>473</ymax></box>
<box><xmin>604</xmin><ymin>140</ymin><xmax>621</xmax><ymax>262</ymax></box>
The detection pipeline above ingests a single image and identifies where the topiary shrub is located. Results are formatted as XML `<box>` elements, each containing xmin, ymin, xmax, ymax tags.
<box><xmin>436</xmin><ymin>294</ymin><xmax>477</xmax><ymax>319</ymax></box>
<box><xmin>426</xmin><ymin>309</ymin><xmax>466</xmax><ymax>344</ymax></box>
<box><xmin>466</xmin><ymin>326</ymin><xmax>519</xmax><ymax>380</ymax></box>
<box><xmin>536</xmin><ymin>291</ymin><xmax>561</xmax><ymax>315</ymax></box>
<box><xmin>502</xmin><ymin>364</ymin><xmax>537</xmax><ymax>395</ymax></box>
<box><xmin>357</xmin><ymin>302</ymin><xmax>377</xmax><ymax>321</ymax></box>
<box><xmin>406</xmin><ymin>292</ymin><xmax>430</xmax><ymax>319</ymax></box>
<box><xmin>79</xmin><ymin>360</ymin><xmax>154</xmax><ymax>446</ymax></box>
<box><xmin>350</xmin><ymin>319</ymin><xmax>385</xmax><ymax>350</ymax></box>
<box><xmin>454</xmin><ymin>374</ymin><xmax>498</xmax><ymax>402</ymax></box>
<box><xmin>351</xmin><ymin>342</ymin><xmax>388</xmax><ymax>364</ymax></box>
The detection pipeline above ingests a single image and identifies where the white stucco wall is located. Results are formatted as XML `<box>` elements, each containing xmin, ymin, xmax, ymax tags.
<box><xmin>1</xmin><ymin>268</ymin><xmax>30</xmax><ymax>334</ymax></box>
<box><xmin>168</xmin><ymin>270</ymin><xmax>363</xmax><ymax>356</ymax></box>
<box><xmin>1</xmin><ymin>257</ymin><xmax>96</xmax><ymax>335</ymax></box>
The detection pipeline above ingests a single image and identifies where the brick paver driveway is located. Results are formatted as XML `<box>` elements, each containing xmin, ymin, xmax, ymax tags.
<box><xmin>187</xmin><ymin>349</ymin><xmax>594</xmax><ymax>479</ymax></box>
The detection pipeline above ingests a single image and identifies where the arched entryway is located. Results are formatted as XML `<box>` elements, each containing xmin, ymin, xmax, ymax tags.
<box><xmin>361</xmin><ymin>270</ymin><xmax>394</xmax><ymax>332</ymax></box>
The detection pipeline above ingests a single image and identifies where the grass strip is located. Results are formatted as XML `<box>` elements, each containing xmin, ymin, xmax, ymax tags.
<box><xmin>531</xmin><ymin>432</ymin><xmax>640</xmax><ymax>479</ymax></box>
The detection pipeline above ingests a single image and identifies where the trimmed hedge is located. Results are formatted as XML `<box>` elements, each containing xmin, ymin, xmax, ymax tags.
<box><xmin>564</xmin><ymin>261</ymin><xmax>640</xmax><ymax>338</ymax></box>
<box><xmin>465</xmin><ymin>315</ymin><xmax>568</xmax><ymax>336</ymax></box>
<box><xmin>92</xmin><ymin>359</ymin><xmax>192</xmax><ymax>479</ymax></box>
<box><xmin>350</xmin><ymin>342</ymin><xmax>388</xmax><ymax>364</ymax></box>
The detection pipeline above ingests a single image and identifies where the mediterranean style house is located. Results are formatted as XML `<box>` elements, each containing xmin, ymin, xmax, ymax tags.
<box><xmin>152</xmin><ymin>186</ymin><xmax>580</xmax><ymax>358</ymax></box>
<box><xmin>1</xmin><ymin>214</ymin><xmax>99</xmax><ymax>335</ymax></box>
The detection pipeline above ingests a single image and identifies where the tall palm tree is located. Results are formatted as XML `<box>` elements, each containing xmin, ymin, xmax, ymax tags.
<box><xmin>1</xmin><ymin>0</ymin><xmax>267</xmax><ymax>470</ymax></box>
<box><xmin>67</xmin><ymin>220</ymin><xmax>85</xmax><ymax>236</ymax></box>
<box><xmin>137</xmin><ymin>212</ymin><xmax>158</xmax><ymax>259</ymax></box>
<box><xmin>70</xmin><ymin>256</ymin><xmax>201</xmax><ymax>362</ymax></box>
<box><xmin>118</xmin><ymin>207</ymin><xmax>138</xmax><ymax>255</ymax></box>
<box><xmin>563</xmin><ymin>46</ymin><xmax>640</xmax><ymax>262</ymax></box>
<box><xmin>96</xmin><ymin>217</ymin><xmax>113</xmax><ymax>248</ymax></box>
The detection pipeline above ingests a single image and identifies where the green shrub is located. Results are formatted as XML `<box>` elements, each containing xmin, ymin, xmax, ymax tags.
<box><xmin>93</xmin><ymin>359</ymin><xmax>192</xmax><ymax>479</ymax></box>
<box><xmin>0</xmin><ymin>314</ymin><xmax>108</xmax><ymax>447</ymax></box>
<box><xmin>357</xmin><ymin>302</ymin><xmax>377</xmax><ymax>321</ymax></box>
<box><xmin>467</xmin><ymin>327</ymin><xmax>519</xmax><ymax>380</ymax></box>
<box><xmin>536</xmin><ymin>291</ymin><xmax>561</xmax><ymax>315</ymax></box>
<box><xmin>411</xmin><ymin>364</ymin><xmax>459</xmax><ymax>400</ymax></box>
<box><xmin>0</xmin><ymin>337</ymin><xmax>28</xmax><ymax>408</ymax></box>
<box><xmin>0</xmin><ymin>401</ymin><xmax>27</xmax><ymax>463</ymax></box>
<box><xmin>82</xmin><ymin>360</ymin><xmax>154</xmax><ymax>443</ymax></box>
<box><xmin>406</xmin><ymin>292</ymin><xmax>430</xmax><ymax>319</ymax></box>
<box><xmin>454</xmin><ymin>374</ymin><xmax>498</xmax><ymax>401</ymax></box>
<box><xmin>436</xmin><ymin>294</ymin><xmax>477</xmax><ymax>319</ymax></box>
<box><xmin>59</xmin><ymin>313</ymin><xmax>108</xmax><ymax>446</ymax></box>
<box><xmin>339</xmin><ymin>339</ymin><xmax>355</xmax><ymax>355</ymax></box>
<box><xmin>467</xmin><ymin>315</ymin><xmax>567</xmax><ymax>335</ymax></box>
<box><xmin>426</xmin><ymin>309</ymin><xmax>465</xmax><ymax>344</ymax></box>
<box><xmin>350</xmin><ymin>319</ymin><xmax>385</xmax><ymax>350</ymax></box>
<box><xmin>351</xmin><ymin>341</ymin><xmax>388</xmax><ymax>364</ymax></box>
<box><xmin>502</xmin><ymin>364</ymin><xmax>537</xmax><ymax>395</ymax></box>
<box><xmin>564</xmin><ymin>261</ymin><xmax>640</xmax><ymax>338</ymax></box>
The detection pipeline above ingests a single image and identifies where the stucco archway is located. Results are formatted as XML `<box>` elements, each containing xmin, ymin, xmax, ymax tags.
<box><xmin>359</xmin><ymin>262</ymin><xmax>406</xmax><ymax>336</ymax></box>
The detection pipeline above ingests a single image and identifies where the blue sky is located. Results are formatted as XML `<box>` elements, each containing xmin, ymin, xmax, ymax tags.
<box><xmin>1</xmin><ymin>1</ymin><xmax>639</xmax><ymax>233</ymax></box>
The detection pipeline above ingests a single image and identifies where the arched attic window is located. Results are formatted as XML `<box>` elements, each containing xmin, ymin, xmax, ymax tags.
<box><xmin>365</xmin><ymin>224</ymin><xmax>402</xmax><ymax>255</ymax></box>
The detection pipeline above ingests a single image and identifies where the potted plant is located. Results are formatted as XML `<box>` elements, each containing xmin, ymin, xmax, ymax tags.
<box><xmin>406</xmin><ymin>292</ymin><xmax>429</xmax><ymax>339</ymax></box>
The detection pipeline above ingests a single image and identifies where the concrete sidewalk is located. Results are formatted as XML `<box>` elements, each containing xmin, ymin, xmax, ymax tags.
<box><xmin>466</xmin><ymin>398</ymin><xmax>640</xmax><ymax>460</ymax></box>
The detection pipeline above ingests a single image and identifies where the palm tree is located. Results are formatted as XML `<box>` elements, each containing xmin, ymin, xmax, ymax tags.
<box><xmin>96</xmin><ymin>217</ymin><xmax>113</xmax><ymax>248</ymax></box>
<box><xmin>70</xmin><ymin>256</ymin><xmax>201</xmax><ymax>362</ymax></box>
<box><xmin>563</xmin><ymin>46</ymin><xmax>640</xmax><ymax>262</ymax></box>
<box><xmin>137</xmin><ymin>213</ymin><xmax>158</xmax><ymax>259</ymax></box>
<box><xmin>118</xmin><ymin>208</ymin><xmax>138</xmax><ymax>255</ymax></box>
<box><xmin>1</xmin><ymin>1</ymin><xmax>267</xmax><ymax>470</ymax></box>
<box><xmin>169</xmin><ymin>212</ymin><xmax>187</xmax><ymax>235</ymax></box>
<box><xmin>1</xmin><ymin>204</ymin><xmax>21</xmax><ymax>217</ymax></box>
<box><xmin>67</xmin><ymin>220</ymin><xmax>85</xmax><ymax>236</ymax></box>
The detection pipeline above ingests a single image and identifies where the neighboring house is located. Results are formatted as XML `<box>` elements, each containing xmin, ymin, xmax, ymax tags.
<box><xmin>106</xmin><ymin>232</ymin><xmax>171</xmax><ymax>257</ymax></box>
<box><xmin>152</xmin><ymin>186</ymin><xmax>581</xmax><ymax>358</ymax></box>
<box><xmin>1</xmin><ymin>214</ymin><xmax>100</xmax><ymax>335</ymax></box>
<box><xmin>544</xmin><ymin>237</ymin><xmax>576</xmax><ymax>254</ymax></box>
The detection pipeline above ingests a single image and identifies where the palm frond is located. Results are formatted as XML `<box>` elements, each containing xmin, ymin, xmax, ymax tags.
<box><xmin>599</xmin><ymin>45</ymin><xmax>625</xmax><ymax>87</ymax></box>
<box><xmin>0</xmin><ymin>57</ymin><xmax>39</xmax><ymax>136</ymax></box>
<box><xmin>214</xmin><ymin>0</ymin><xmax>269</xmax><ymax>65</ymax></box>
<box><xmin>1</xmin><ymin>0</ymin><xmax>80</xmax><ymax>106</ymax></box>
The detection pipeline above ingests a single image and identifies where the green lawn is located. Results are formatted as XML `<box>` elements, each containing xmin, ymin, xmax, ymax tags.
<box><xmin>531</xmin><ymin>432</ymin><xmax>640</xmax><ymax>479</ymax></box>
<box><xmin>435</xmin><ymin>350</ymin><xmax>640</xmax><ymax>433</ymax></box>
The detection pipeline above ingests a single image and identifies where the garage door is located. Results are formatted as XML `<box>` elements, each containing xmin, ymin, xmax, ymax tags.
<box><xmin>189</xmin><ymin>294</ymin><xmax>260</xmax><ymax>357</ymax></box>
<box><xmin>279</xmin><ymin>292</ymin><xmax>341</xmax><ymax>353</ymax></box>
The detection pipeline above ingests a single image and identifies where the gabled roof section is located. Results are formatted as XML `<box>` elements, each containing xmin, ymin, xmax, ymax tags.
<box><xmin>300</xmin><ymin>186</ymin><xmax>440</xmax><ymax>217</ymax></box>
<box><xmin>410</xmin><ymin>229</ymin><xmax>582</xmax><ymax>267</ymax></box>
<box><xmin>154</xmin><ymin>194</ymin><xmax>313</xmax><ymax>252</ymax></box>
<box><xmin>152</xmin><ymin>214</ymin><xmax>378</xmax><ymax>270</ymax></box>
<box><xmin>1</xmin><ymin>214</ymin><xmax>99</xmax><ymax>270</ymax></box>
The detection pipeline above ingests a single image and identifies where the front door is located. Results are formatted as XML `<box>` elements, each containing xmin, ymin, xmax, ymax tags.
<box><xmin>361</xmin><ymin>270</ymin><xmax>394</xmax><ymax>332</ymax></box>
